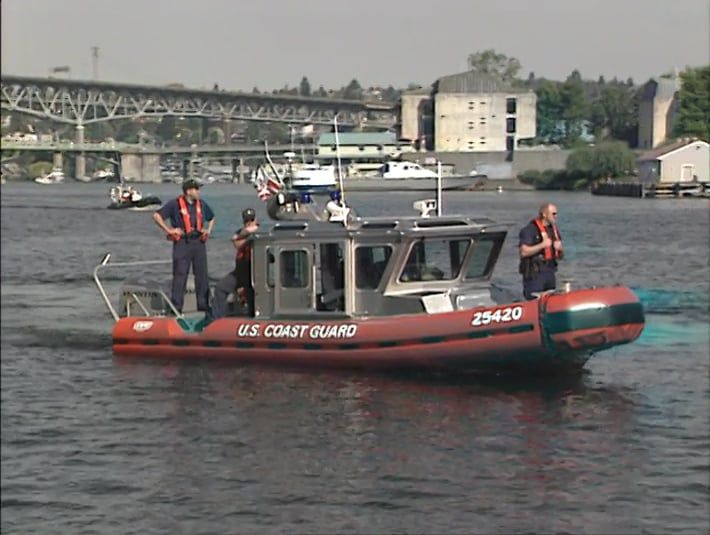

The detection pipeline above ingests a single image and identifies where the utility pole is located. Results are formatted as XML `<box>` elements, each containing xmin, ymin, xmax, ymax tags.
<box><xmin>91</xmin><ymin>46</ymin><xmax>99</xmax><ymax>80</ymax></box>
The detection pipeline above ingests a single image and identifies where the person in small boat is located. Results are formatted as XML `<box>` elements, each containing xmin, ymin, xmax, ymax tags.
<box><xmin>209</xmin><ymin>208</ymin><xmax>259</xmax><ymax>320</ymax></box>
<box><xmin>152</xmin><ymin>179</ymin><xmax>216</xmax><ymax>314</ymax></box>
<box><xmin>518</xmin><ymin>203</ymin><xmax>563</xmax><ymax>300</ymax></box>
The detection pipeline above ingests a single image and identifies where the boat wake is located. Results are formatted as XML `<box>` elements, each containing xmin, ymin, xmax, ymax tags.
<box><xmin>2</xmin><ymin>326</ymin><xmax>110</xmax><ymax>351</ymax></box>
<box><xmin>633</xmin><ymin>287</ymin><xmax>709</xmax><ymax>315</ymax></box>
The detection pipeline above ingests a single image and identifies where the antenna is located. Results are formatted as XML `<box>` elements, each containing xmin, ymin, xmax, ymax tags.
<box><xmin>333</xmin><ymin>115</ymin><xmax>345</xmax><ymax>205</ymax></box>
<box><xmin>436</xmin><ymin>160</ymin><xmax>442</xmax><ymax>216</ymax></box>
<box><xmin>91</xmin><ymin>46</ymin><xmax>99</xmax><ymax>80</ymax></box>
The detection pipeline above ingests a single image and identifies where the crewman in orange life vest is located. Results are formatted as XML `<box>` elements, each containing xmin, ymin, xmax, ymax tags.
<box><xmin>518</xmin><ymin>202</ymin><xmax>563</xmax><ymax>300</ymax></box>
<box><xmin>208</xmin><ymin>207</ymin><xmax>258</xmax><ymax>321</ymax></box>
<box><xmin>153</xmin><ymin>179</ymin><xmax>216</xmax><ymax>314</ymax></box>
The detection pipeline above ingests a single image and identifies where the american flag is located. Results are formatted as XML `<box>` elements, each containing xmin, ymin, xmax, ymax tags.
<box><xmin>255</xmin><ymin>169</ymin><xmax>283</xmax><ymax>201</ymax></box>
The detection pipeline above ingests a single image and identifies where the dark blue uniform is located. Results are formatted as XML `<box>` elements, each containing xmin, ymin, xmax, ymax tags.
<box><xmin>518</xmin><ymin>221</ymin><xmax>561</xmax><ymax>300</ymax></box>
<box><xmin>156</xmin><ymin>197</ymin><xmax>215</xmax><ymax>313</ymax></box>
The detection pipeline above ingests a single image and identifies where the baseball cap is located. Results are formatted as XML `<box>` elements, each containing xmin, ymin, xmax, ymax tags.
<box><xmin>182</xmin><ymin>179</ymin><xmax>201</xmax><ymax>192</ymax></box>
<box><xmin>242</xmin><ymin>208</ymin><xmax>256</xmax><ymax>222</ymax></box>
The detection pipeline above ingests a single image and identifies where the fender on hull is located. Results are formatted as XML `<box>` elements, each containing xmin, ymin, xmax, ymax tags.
<box><xmin>111</xmin><ymin>286</ymin><xmax>644</xmax><ymax>373</ymax></box>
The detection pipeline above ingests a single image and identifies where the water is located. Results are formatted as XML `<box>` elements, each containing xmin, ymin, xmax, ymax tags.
<box><xmin>2</xmin><ymin>182</ymin><xmax>708</xmax><ymax>534</ymax></box>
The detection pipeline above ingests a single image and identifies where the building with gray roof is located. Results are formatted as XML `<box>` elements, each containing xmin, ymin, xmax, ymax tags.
<box><xmin>638</xmin><ymin>76</ymin><xmax>681</xmax><ymax>149</ymax></box>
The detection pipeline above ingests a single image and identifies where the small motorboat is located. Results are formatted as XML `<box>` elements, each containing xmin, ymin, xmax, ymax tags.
<box><xmin>34</xmin><ymin>168</ymin><xmax>65</xmax><ymax>184</ymax></box>
<box><xmin>107</xmin><ymin>184</ymin><xmax>162</xmax><ymax>210</ymax></box>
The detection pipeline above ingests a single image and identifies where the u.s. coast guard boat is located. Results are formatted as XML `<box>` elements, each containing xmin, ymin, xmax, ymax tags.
<box><xmin>94</xmin><ymin>186</ymin><xmax>644</xmax><ymax>373</ymax></box>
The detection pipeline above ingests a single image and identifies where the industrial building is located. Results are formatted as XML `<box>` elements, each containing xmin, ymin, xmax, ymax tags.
<box><xmin>400</xmin><ymin>71</ymin><xmax>537</xmax><ymax>152</ymax></box>
<box><xmin>637</xmin><ymin>76</ymin><xmax>681</xmax><ymax>150</ymax></box>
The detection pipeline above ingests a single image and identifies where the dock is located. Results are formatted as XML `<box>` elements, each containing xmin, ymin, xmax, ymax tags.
<box><xmin>591</xmin><ymin>181</ymin><xmax>710</xmax><ymax>199</ymax></box>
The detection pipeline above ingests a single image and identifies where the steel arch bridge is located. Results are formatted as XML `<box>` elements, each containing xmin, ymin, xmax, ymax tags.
<box><xmin>0</xmin><ymin>75</ymin><xmax>397</xmax><ymax>128</ymax></box>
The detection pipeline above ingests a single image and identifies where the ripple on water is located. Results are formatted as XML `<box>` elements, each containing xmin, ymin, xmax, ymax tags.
<box><xmin>1</xmin><ymin>185</ymin><xmax>708</xmax><ymax>534</ymax></box>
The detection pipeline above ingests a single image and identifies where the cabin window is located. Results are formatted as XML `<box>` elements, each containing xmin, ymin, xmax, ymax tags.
<box><xmin>280</xmin><ymin>250</ymin><xmax>309</xmax><ymax>288</ymax></box>
<box><xmin>317</xmin><ymin>243</ymin><xmax>345</xmax><ymax>311</ymax></box>
<box><xmin>266</xmin><ymin>249</ymin><xmax>275</xmax><ymax>287</ymax></box>
<box><xmin>356</xmin><ymin>245</ymin><xmax>393</xmax><ymax>289</ymax></box>
<box><xmin>506</xmin><ymin>118</ymin><xmax>517</xmax><ymax>133</ymax></box>
<box><xmin>399</xmin><ymin>239</ymin><xmax>469</xmax><ymax>282</ymax></box>
<box><xmin>506</xmin><ymin>98</ymin><xmax>517</xmax><ymax>114</ymax></box>
<box><xmin>465</xmin><ymin>239</ymin><xmax>496</xmax><ymax>279</ymax></box>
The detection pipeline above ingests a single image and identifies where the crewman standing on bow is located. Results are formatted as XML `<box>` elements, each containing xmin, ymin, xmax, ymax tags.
<box><xmin>518</xmin><ymin>203</ymin><xmax>563</xmax><ymax>300</ymax></box>
<box><xmin>153</xmin><ymin>179</ymin><xmax>216</xmax><ymax>314</ymax></box>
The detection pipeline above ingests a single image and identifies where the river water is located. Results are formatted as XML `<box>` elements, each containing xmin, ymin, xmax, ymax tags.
<box><xmin>1</xmin><ymin>182</ymin><xmax>708</xmax><ymax>534</ymax></box>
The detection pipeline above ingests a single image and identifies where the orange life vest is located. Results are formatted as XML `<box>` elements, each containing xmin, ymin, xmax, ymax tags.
<box><xmin>236</xmin><ymin>241</ymin><xmax>252</xmax><ymax>261</ymax></box>
<box><xmin>532</xmin><ymin>218</ymin><xmax>561</xmax><ymax>261</ymax></box>
<box><xmin>177</xmin><ymin>195</ymin><xmax>203</xmax><ymax>234</ymax></box>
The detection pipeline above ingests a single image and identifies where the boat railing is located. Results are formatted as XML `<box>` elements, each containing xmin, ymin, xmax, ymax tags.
<box><xmin>93</xmin><ymin>253</ymin><xmax>181</xmax><ymax>322</ymax></box>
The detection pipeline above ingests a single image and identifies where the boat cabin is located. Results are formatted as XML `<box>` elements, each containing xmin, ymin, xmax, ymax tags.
<box><xmin>380</xmin><ymin>161</ymin><xmax>438</xmax><ymax>179</ymax></box>
<box><xmin>247</xmin><ymin>215</ymin><xmax>507</xmax><ymax>319</ymax></box>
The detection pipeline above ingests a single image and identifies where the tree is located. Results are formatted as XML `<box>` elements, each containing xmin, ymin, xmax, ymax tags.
<box><xmin>674</xmin><ymin>66</ymin><xmax>710</xmax><ymax>140</ymax></box>
<box><xmin>467</xmin><ymin>49</ymin><xmax>521</xmax><ymax>82</ymax></box>
<box><xmin>85</xmin><ymin>121</ymin><xmax>115</xmax><ymax>142</ymax></box>
<box><xmin>1</xmin><ymin>113</ymin><xmax>23</xmax><ymax>135</ymax></box>
<box><xmin>155</xmin><ymin>115</ymin><xmax>177</xmax><ymax>142</ymax></box>
<box><xmin>252</xmin><ymin>86</ymin><xmax>260</xmax><ymax>94</ymax></box>
<box><xmin>299</xmin><ymin>76</ymin><xmax>311</xmax><ymax>97</ymax></box>
<box><xmin>534</xmin><ymin>80</ymin><xmax>565</xmax><ymax>143</ymax></box>
<box><xmin>28</xmin><ymin>161</ymin><xmax>53</xmax><ymax>178</ymax></box>
<box><xmin>590</xmin><ymin>84</ymin><xmax>638</xmax><ymax>143</ymax></box>
<box><xmin>115</xmin><ymin>119</ymin><xmax>142</xmax><ymax>143</ymax></box>
<box><xmin>566</xmin><ymin>141</ymin><xmax>636</xmax><ymax>182</ymax></box>
<box><xmin>382</xmin><ymin>85</ymin><xmax>400</xmax><ymax>101</ymax></box>
<box><xmin>206</xmin><ymin>126</ymin><xmax>225</xmax><ymax>145</ymax></box>
<box><xmin>559</xmin><ymin>71</ymin><xmax>589</xmax><ymax>145</ymax></box>
<box><xmin>314</xmin><ymin>85</ymin><xmax>328</xmax><ymax>98</ymax></box>
<box><xmin>342</xmin><ymin>79</ymin><xmax>363</xmax><ymax>100</ymax></box>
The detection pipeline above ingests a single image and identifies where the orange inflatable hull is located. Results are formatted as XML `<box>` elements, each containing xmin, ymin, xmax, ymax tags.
<box><xmin>112</xmin><ymin>286</ymin><xmax>644</xmax><ymax>373</ymax></box>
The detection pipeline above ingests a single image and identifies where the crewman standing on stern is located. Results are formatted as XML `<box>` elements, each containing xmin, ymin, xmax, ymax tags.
<box><xmin>518</xmin><ymin>203</ymin><xmax>563</xmax><ymax>300</ymax></box>
<box><xmin>152</xmin><ymin>179</ymin><xmax>216</xmax><ymax>314</ymax></box>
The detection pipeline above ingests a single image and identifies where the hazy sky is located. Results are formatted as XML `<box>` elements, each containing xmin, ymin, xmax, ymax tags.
<box><xmin>2</xmin><ymin>0</ymin><xmax>708</xmax><ymax>90</ymax></box>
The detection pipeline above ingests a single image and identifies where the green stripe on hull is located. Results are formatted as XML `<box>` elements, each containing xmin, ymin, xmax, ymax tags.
<box><xmin>544</xmin><ymin>302</ymin><xmax>645</xmax><ymax>335</ymax></box>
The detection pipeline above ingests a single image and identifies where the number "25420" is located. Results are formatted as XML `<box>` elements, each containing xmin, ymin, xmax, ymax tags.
<box><xmin>471</xmin><ymin>306</ymin><xmax>523</xmax><ymax>326</ymax></box>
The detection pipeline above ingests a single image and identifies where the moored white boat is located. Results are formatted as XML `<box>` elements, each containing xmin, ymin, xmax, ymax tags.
<box><xmin>380</xmin><ymin>161</ymin><xmax>438</xmax><ymax>179</ymax></box>
<box><xmin>34</xmin><ymin>169</ymin><xmax>65</xmax><ymax>184</ymax></box>
<box><xmin>291</xmin><ymin>163</ymin><xmax>337</xmax><ymax>191</ymax></box>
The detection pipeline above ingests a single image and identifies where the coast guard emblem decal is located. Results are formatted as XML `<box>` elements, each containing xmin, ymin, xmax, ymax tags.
<box><xmin>133</xmin><ymin>320</ymin><xmax>154</xmax><ymax>332</ymax></box>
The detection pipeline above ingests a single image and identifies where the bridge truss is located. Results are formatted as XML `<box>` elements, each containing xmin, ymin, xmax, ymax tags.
<box><xmin>0</xmin><ymin>76</ymin><xmax>397</xmax><ymax>128</ymax></box>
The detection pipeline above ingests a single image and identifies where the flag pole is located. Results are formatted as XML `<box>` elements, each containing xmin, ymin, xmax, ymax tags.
<box><xmin>333</xmin><ymin>115</ymin><xmax>345</xmax><ymax>206</ymax></box>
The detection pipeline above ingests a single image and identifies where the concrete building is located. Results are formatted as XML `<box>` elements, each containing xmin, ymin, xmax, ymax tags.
<box><xmin>399</xmin><ymin>71</ymin><xmax>536</xmax><ymax>152</ymax></box>
<box><xmin>400</xmin><ymin>87</ymin><xmax>433</xmax><ymax>148</ymax></box>
<box><xmin>637</xmin><ymin>77</ymin><xmax>681</xmax><ymax>150</ymax></box>
<box><xmin>317</xmin><ymin>132</ymin><xmax>413</xmax><ymax>159</ymax></box>
<box><xmin>637</xmin><ymin>139</ymin><xmax>708</xmax><ymax>184</ymax></box>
